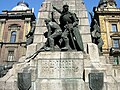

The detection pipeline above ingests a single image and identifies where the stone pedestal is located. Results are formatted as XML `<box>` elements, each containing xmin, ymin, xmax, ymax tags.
<box><xmin>87</xmin><ymin>43</ymin><xmax>99</xmax><ymax>63</ymax></box>
<box><xmin>31</xmin><ymin>51</ymin><xmax>85</xmax><ymax>90</ymax></box>
<box><xmin>35</xmin><ymin>79</ymin><xmax>85</xmax><ymax>90</ymax></box>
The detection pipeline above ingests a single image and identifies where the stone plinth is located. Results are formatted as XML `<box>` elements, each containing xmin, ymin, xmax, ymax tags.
<box><xmin>35</xmin><ymin>79</ymin><xmax>85</xmax><ymax>90</ymax></box>
<box><xmin>87</xmin><ymin>43</ymin><xmax>100</xmax><ymax>63</ymax></box>
<box><xmin>31</xmin><ymin>51</ymin><xmax>85</xmax><ymax>90</ymax></box>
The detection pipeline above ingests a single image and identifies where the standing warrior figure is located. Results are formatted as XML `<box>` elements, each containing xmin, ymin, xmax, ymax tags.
<box><xmin>53</xmin><ymin>5</ymin><xmax>84</xmax><ymax>51</ymax></box>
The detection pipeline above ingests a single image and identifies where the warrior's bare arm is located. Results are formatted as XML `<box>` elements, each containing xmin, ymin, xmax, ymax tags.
<box><xmin>51</xmin><ymin>12</ymin><xmax>56</xmax><ymax>22</ymax></box>
<box><xmin>46</xmin><ymin>24</ymin><xmax>52</xmax><ymax>37</ymax></box>
<box><xmin>52</xmin><ymin>5</ymin><xmax>62</xmax><ymax>14</ymax></box>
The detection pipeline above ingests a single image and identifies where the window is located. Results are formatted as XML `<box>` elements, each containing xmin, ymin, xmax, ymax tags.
<box><xmin>114</xmin><ymin>56</ymin><xmax>119</xmax><ymax>65</ymax></box>
<box><xmin>7</xmin><ymin>51</ymin><xmax>14</xmax><ymax>61</ymax></box>
<box><xmin>8</xmin><ymin>24</ymin><xmax>20</xmax><ymax>43</ymax></box>
<box><xmin>113</xmin><ymin>39</ymin><xmax>119</xmax><ymax>48</ymax></box>
<box><xmin>112</xmin><ymin>24</ymin><xmax>118</xmax><ymax>32</ymax></box>
<box><xmin>10</xmin><ymin>31</ymin><xmax>16</xmax><ymax>43</ymax></box>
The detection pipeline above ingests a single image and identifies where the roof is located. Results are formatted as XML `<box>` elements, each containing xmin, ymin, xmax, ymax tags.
<box><xmin>98</xmin><ymin>0</ymin><xmax>117</xmax><ymax>7</ymax></box>
<box><xmin>12</xmin><ymin>1</ymin><xmax>30</xmax><ymax>11</ymax></box>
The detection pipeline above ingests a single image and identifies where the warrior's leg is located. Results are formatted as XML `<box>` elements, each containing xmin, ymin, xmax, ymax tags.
<box><xmin>61</xmin><ymin>31</ymin><xmax>69</xmax><ymax>50</ymax></box>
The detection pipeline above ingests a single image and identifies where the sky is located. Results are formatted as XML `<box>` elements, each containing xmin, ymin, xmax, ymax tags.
<box><xmin>0</xmin><ymin>0</ymin><xmax>120</xmax><ymax>22</ymax></box>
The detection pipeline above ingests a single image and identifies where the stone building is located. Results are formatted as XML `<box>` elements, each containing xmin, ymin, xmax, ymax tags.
<box><xmin>0</xmin><ymin>1</ymin><xmax>35</xmax><ymax>64</ymax></box>
<box><xmin>94</xmin><ymin>0</ymin><xmax>120</xmax><ymax>64</ymax></box>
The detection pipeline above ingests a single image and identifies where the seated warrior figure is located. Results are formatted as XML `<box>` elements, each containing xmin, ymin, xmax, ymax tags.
<box><xmin>43</xmin><ymin>18</ymin><xmax>62</xmax><ymax>51</ymax></box>
<box><xmin>53</xmin><ymin>4</ymin><xmax>84</xmax><ymax>51</ymax></box>
<box><xmin>26</xmin><ymin>18</ymin><xmax>62</xmax><ymax>59</ymax></box>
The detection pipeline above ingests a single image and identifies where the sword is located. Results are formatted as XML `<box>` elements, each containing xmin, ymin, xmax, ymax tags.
<box><xmin>65</xmin><ymin>22</ymin><xmax>76</xmax><ymax>50</ymax></box>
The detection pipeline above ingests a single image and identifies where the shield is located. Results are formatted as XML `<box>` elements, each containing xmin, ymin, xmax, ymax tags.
<box><xmin>89</xmin><ymin>73</ymin><xmax>104</xmax><ymax>90</ymax></box>
<box><xmin>73</xmin><ymin>27</ymin><xmax>84</xmax><ymax>51</ymax></box>
<box><xmin>18</xmin><ymin>73</ymin><xmax>31</xmax><ymax>90</ymax></box>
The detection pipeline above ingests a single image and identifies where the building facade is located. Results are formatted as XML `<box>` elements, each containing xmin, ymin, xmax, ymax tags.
<box><xmin>94</xmin><ymin>0</ymin><xmax>120</xmax><ymax>65</ymax></box>
<box><xmin>0</xmin><ymin>1</ymin><xmax>35</xmax><ymax>64</ymax></box>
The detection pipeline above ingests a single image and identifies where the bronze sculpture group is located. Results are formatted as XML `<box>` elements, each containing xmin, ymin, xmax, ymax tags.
<box><xmin>42</xmin><ymin>4</ymin><xmax>84</xmax><ymax>51</ymax></box>
<box><xmin>26</xmin><ymin>4</ymin><xmax>84</xmax><ymax>59</ymax></box>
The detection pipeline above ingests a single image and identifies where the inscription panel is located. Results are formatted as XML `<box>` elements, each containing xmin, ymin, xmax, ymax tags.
<box><xmin>38</xmin><ymin>52</ymin><xmax>83</xmax><ymax>79</ymax></box>
<box><xmin>38</xmin><ymin>59</ymin><xmax>83</xmax><ymax>78</ymax></box>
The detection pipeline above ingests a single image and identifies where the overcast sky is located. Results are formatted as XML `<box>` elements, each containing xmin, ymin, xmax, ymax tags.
<box><xmin>0</xmin><ymin>0</ymin><xmax>120</xmax><ymax>21</ymax></box>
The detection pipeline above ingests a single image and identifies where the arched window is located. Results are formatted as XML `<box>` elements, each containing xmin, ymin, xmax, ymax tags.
<box><xmin>10</xmin><ymin>31</ymin><xmax>16</xmax><ymax>43</ymax></box>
